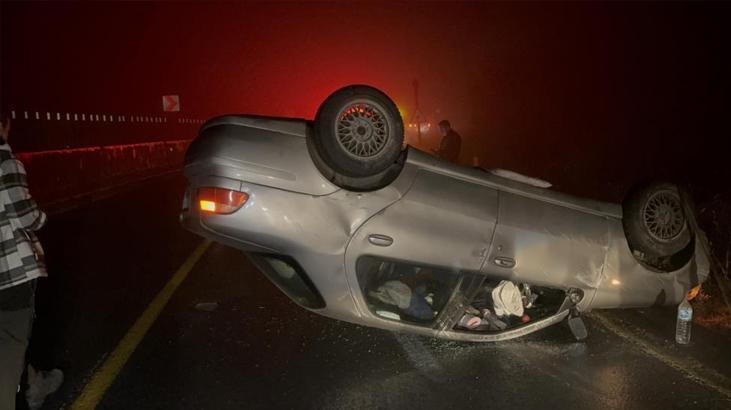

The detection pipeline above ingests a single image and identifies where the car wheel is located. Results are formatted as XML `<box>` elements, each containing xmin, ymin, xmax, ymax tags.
<box><xmin>312</xmin><ymin>85</ymin><xmax>404</xmax><ymax>179</ymax></box>
<box><xmin>623</xmin><ymin>182</ymin><xmax>693</xmax><ymax>270</ymax></box>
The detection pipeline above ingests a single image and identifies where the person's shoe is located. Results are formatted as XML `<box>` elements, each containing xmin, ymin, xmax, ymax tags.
<box><xmin>26</xmin><ymin>364</ymin><xmax>64</xmax><ymax>410</ymax></box>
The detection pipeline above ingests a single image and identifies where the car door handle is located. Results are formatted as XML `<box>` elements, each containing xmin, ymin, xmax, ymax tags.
<box><xmin>494</xmin><ymin>256</ymin><xmax>516</xmax><ymax>268</ymax></box>
<box><xmin>368</xmin><ymin>234</ymin><xmax>393</xmax><ymax>247</ymax></box>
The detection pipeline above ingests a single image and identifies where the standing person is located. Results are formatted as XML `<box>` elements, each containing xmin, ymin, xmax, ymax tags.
<box><xmin>433</xmin><ymin>119</ymin><xmax>462</xmax><ymax>164</ymax></box>
<box><xmin>0</xmin><ymin>117</ymin><xmax>62</xmax><ymax>410</ymax></box>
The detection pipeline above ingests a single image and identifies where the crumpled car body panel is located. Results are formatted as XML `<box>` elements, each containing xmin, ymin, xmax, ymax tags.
<box><xmin>181</xmin><ymin>115</ymin><xmax>709</xmax><ymax>342</ymax></box>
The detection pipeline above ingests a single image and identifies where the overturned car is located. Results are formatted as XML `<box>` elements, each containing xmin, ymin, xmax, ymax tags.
<box><xmin>180</xmin><ymin>85</ymin><xmax>709</xmax><ymax>341</ymax></box>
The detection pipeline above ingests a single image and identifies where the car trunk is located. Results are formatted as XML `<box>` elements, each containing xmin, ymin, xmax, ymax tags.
<box><xmin>184</xmin><ymin>115</ymin><xmax>339</xmax><ymax>197</ymax></box>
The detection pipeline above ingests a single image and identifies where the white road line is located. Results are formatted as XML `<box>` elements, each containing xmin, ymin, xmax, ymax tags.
<box><xmin>394</xmin><ymin>333</ymin><xmax>443</xmax><ymax>377</ymax></box>
<box><xmin>591</xmin><ymin>312</ymin><xmax>731</xmax><ymax>400</ymax></box>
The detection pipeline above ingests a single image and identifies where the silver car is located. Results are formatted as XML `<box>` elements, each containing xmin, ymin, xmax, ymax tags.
<box><xmin>180</xmin><ymin>85</ymin><xmax>709</xmax><ymax>342</ymax></box>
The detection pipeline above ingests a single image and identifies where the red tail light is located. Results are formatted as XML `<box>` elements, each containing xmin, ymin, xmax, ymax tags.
<box><xmin>198</xmin><ymin>187</ymin><xmax>248</xmax><ymax>214</ymax></box>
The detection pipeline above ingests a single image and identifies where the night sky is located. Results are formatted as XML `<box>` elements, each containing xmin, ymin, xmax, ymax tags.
<box><xmin>2</xmin><ymin>2</ymin><xmax>730</xmax><ymax>200</ymax></box>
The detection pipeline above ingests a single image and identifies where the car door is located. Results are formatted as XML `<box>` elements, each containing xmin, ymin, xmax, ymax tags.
<box><xmin>344</xmin><ymin>170</ymin><xmax>499</xmax><ymax>333</ymax></box>
<box><xmin>483</xmin><ymin>191</ymin><xmax>610</xmax><ymax>302</ymax></box>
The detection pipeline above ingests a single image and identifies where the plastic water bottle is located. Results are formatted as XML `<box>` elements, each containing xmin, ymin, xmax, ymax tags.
<box><xmin>676</xmin><ymin>297</ymin><xmax>693</xmax><ymax>345</ymax></box>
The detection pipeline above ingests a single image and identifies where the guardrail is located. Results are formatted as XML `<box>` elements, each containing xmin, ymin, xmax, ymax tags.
<box><xmin>16</xmin><ymin>139</ymin><xmax>191</xmax><ymax>208</ymax></box>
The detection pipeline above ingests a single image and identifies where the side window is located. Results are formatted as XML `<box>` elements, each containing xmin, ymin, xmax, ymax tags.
<box><xmin>356</xmin><ymin>256</ymin><xmax>461</xmax><ymax>326</ymax></box>
<box><xmin>247</xmin><ymin>254</ymin><xmax>326</xmax><ymax>309</ymax></box>
<box><xmin>453</xmin><ymin>278</ymin><xmax>567</xmax><ymax>333</ymax></box>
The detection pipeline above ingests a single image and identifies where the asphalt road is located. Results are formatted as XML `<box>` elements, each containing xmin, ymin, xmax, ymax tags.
<box><xmin>25</xmin><ymin>175</ymin><xmax>731</xmax><ymax>409</ymax></box>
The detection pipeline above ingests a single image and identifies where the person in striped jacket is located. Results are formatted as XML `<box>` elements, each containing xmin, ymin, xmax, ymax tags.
<box><xmin>0</xmin><ymin>117</ymin><xmax>62</xmax><ymax>410</ymax></box>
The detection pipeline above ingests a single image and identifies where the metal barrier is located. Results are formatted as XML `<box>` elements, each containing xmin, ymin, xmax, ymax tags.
<box><xmin>16</xmin><ymin>140</ymin><xmax>191</xmax><ymax>207</ymax></box>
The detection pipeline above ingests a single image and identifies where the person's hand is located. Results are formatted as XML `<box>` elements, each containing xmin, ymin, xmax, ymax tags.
<box><xmin>32</xmin><ymin>241</ymin><xmax>45</xmax><ymax>263</ymax></box>
<box><xmin>0</xmin><ymin>117</ymin><xmax>10</xmax><ymax>142</ymax></box>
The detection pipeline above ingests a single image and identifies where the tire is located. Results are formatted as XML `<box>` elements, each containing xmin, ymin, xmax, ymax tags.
<box><xmin>306</xmin><ymin>126</ymin><xmax>405</xmax><ymax>191</ymax></box>
<box><xmin>623</xmin><ymin>182</ymin><xmax>693</xmax><ymax>270</ymax></box>
<box><xmin>311</xmin><ymin>85</ymin><xmax>404</xmax><ymax>178</ymax></box>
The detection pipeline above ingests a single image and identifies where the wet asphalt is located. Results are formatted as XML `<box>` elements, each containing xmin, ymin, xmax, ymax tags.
<box><xmin>28</xmin><ymin>175</ymin><xmax>731</xmax><ymax>409</ymax></box>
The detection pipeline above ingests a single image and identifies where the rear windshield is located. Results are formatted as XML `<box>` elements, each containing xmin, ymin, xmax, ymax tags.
<box><xmin>247</xmin><ymin>254</ymin><xmax>326</xmax><ymax>309</ymax></box>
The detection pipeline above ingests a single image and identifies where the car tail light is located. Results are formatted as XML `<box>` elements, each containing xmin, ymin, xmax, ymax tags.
<box><xmin>198</xmin><ymin>187</ymin><xmax>248</xmax><ymax>214</ymax></box>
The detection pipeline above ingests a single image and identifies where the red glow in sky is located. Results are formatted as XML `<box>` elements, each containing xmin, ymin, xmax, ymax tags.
<box><xmin>2</xmin><ymin>2</ymin><xmax>730</xmax><ymax>198</ymax></box>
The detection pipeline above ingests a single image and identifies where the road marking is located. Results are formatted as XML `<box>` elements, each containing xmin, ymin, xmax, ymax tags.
<box><xmin>394</xmin><ymin>333</ymin><xmax>443</xmax><ymax>374</ymax></box>
<box><xmin>71</xmin><ymin>239</ymin><xmax>213</xmax><ymax>409</ymax></box>
<box><xmin>591</xmin><ymin>312</ymin><xmax>731</xmax><ymax>400</ymax></box>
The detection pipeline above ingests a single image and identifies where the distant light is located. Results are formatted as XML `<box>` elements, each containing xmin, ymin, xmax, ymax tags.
<box><xmin>611</xmin><ymin>279</ymin><xmax>621</xmax><ymax>286</ymax></box>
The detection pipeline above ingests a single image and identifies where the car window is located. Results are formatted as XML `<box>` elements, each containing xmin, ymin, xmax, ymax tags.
<box><xmin>453</xmin><ymin>279</ymin><xmax>567</xmax><ymax>333</ymax></box>
<box><xmin>356</xmin><ymin>256</ymin><xmax>461</xmax><ymax>326</ymax></box>
<box><xmin>247</xmin><ymin>254</ymin><xmax>326</xmax><ymax>309</ymax></box>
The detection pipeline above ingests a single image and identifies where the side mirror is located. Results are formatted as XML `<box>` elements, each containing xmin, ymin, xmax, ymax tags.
<box><xmin>567</xmin><ymin>309</ymin><xmax>588</xmax><ymax>341</ymax></box>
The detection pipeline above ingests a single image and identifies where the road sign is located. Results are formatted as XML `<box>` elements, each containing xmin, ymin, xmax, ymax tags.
<box><xmin>162</xmin><ymin>95</ymin><xmax>180</xmax><ymax>112</ymax></box>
